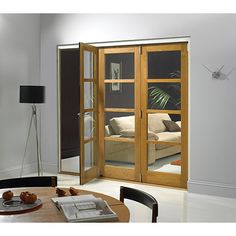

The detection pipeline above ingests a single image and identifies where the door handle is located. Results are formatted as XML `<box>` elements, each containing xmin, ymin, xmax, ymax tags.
<box><xmin>139</xmin><ymin>110</ymin><xmax>142</xmax><ymax>119</ymax></box>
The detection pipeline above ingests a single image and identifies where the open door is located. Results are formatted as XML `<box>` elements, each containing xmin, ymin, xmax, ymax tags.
<box><xmin>79</xmin><ymin>43</ymin><xmax>99</xmax><ymax>184</ymax></box>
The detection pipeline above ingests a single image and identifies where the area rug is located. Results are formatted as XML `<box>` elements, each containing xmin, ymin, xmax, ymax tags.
<box><xmin>170</xmin><ymin>159</ymin><xmax>181</xmax><ymax>166</ymax></box>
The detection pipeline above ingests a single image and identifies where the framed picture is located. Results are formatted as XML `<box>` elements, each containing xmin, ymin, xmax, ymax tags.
<box><xmin>110</xmin><ymin>62</ymin><xmax>122</xmax><ymax>92</ymax></box>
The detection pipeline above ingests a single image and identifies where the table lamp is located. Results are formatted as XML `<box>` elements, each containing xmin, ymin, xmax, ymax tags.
<box><xmin>19</xmin><ymin>85</ymin><xmax>45</xmax><ymax>176</ymax></box>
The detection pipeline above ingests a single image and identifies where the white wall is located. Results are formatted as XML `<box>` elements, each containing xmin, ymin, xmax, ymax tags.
<box><xmin>40</xmin><ymin>14</ymin><xmax>236</xmax><ymax>198</ymax></box>
<box><xmin>0</xmin><ymin>14</ymin><xmax>41</xmax><ymax>177</ymax></box>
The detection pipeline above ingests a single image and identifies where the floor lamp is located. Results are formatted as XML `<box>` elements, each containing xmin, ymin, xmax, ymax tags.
<box><xmin>19</xmin><ymin>85</ymin><xmax>45</xmax><ymax>176</ymax></box>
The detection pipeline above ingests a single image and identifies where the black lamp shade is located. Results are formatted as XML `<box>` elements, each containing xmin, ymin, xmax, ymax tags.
<box><xmin>20</xmin><ymin>86</ymin><xmax>45</xmax><ymax>104</ymax></box>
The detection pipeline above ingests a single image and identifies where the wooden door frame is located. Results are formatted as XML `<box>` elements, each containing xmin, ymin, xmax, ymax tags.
<box><xmin>57</xmin><ymin>44</ymin><xmax>81</xmax><ymax>175</ymax></box>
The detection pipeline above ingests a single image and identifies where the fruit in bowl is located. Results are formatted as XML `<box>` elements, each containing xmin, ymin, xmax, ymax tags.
<box><xmin>20</xmin><ymin>191</ymin><xmax>29</xmax><ymax>202</ymax></box>
<box><xmin>20</xmin><ymin>191</ymin><xmax>37</xmax><ymax>204</ymax></box>
<box><xmin>2</xmin><ymin>190</ymin><xmax>14</xmax><ymax>201</ymax></box>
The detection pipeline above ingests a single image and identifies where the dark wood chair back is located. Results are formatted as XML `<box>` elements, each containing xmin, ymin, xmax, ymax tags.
<box><xmin>120</xmin><ymin>186</ymin><xmax>158</xmax><ymax>222</ymax></box>
<box><xmin>0</xmin><ymin>176</ymin><xmax>57</xmax><ymax>189</ymax></box>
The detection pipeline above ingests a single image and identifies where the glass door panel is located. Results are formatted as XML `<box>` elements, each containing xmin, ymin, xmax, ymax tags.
<box><xmin>104</xmin><ymin>112</ymin><xmax>135</xmax><ymax>168</ymax></box>
<box><xmin>84</xmin><ymin>112</ymin><xmax>95</xmax><ymax>140</ymax></box>
<box><xmin>148</xmin><ymin>83</ymin><xmax>181</xmax><ymax>110</ymax></box>
<box><xmin>148</xmin><ymin>144</ymin><xmax>181</xmax><ymax>174</ymax></box>
<box><xmin>148</xmin><ymin>50</ymin><xmax>181</xmax><ymax>79</ymax></box>
<box><xmin>105</xmin><ymin>141</ymin><xmax>135</xmax><ymax>168</ymax></box>
<box><xmin>147</xmin><ymin>112</ymin><xmax>181</xmax><ymax>174</ymax></box>
<box><xmin>105</xmin><ymin>53</ymin><xmax>134</xmax><ymax>80</ymax></box>
<box><xmin>84</xmin><ymin>50</ymin><xmax>94</xmax><ymax>79</ymax></box>
<box><xmin>84</xmin><ymin>141</ymin><xmax>94</xmax><ymax>171</ymax></box>
<box><xmin>84</xmin><ymin>82</ymin><xmax>94</xmax><ymax>109</ymax></box>
<box><xmin>104</xmin><ymin>112</ymin><xmax>135</xmax><ymax>134</ymax></box>
<box><xmin>105</xmin><ymin>83</ymin><xmax>135</xmax><ymax>109</ymax></box>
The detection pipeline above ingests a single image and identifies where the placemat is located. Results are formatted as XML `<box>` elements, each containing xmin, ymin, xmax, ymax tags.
<box><xmin>0</xmin><ymin>196</ymin><xmax>42</xmax><ymax>215</ymax></box>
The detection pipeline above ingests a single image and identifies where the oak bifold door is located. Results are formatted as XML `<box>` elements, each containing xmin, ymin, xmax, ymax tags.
<box><xmin>58</xmin><ymin>41</ymin><xmax>188</xmax><ymax>188</ymax></box>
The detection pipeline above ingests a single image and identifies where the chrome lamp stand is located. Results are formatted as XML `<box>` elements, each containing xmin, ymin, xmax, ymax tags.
<box><xmin>20</xmin><ymin>104</ymin><xmax>42</xmax><ymax>176</ymax></box>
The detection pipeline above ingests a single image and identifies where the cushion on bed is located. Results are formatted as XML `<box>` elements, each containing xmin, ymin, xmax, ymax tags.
<box><xmin>148</xmin><ymin>113</ymin><xmax>171</xmax><ymax>133</ymax></box>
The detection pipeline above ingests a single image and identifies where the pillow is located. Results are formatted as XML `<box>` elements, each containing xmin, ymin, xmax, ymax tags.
<box><xmin>109</xmin><ymin>116</ymin><xmax>135</xmax><ymax>135</ymax></box>
<box><xmin>176</xmin><ymin>121</ymin><xmax>181</xmax><ymax>128</ymax></box>
<box><xmin>148</xmin><ymin>113</ymin><xmax>171</xmax><ymax>133</ymax></box>
<box><xmin>105</xmin><ymin>125</ymin><xmax>115</xmax><ymax>137</ymax></box>
<box><xmin>120</xmin><ymin>129</ymin><xmax>159</xmax><ymax>140</ymax></box>
<box><xmin>163</xmin><ymin>120</ymin><xmax>181</xmax><ymax>132</ymax></box>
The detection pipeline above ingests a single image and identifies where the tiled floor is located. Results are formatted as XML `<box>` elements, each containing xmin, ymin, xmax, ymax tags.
<box><xmin>56</xmin><ymin>173</ymin><xmax>236</xmax><ymax>222</ymax></box>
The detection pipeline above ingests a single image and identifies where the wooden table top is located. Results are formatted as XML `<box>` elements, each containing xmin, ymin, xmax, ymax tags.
<box><xmin>0</xmin><ymin>187</ymin><xmax>130</xmax><ymax>222</ymax></box>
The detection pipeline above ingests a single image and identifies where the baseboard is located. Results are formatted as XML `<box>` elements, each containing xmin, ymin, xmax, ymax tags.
<box><xmin>0</xmin><ymin>162</ymin><xmax>58</xmax><ymax>179</ymax></box>
<box><xmin>188</xmin><ymin>179</ymin><xmax>236</xmax><ymax>199</ymax></box>
<box><xmin>0</xmin><ymin>163</ymin><xmax>37</xmax><ymax>179</ymax></box>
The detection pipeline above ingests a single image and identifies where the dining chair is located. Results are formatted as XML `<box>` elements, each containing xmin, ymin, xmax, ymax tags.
<box><xmin>0</xmin><ymin>176</ymin><xmax>57</xmax><ymax>189</ymax></box>
<box><xmin>119</xmin><ymin>186</ymin><xmax>158</xmax><ymax>222</ymax></box>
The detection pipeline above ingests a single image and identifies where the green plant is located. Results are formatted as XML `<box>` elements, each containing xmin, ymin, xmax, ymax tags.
<box><xmin>148</xmin><ymin>86</ymin><xmax>181</xmax><ymax>110</ymax></box>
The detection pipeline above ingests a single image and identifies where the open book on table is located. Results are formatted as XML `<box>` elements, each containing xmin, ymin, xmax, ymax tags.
<box><xmin>51</xmin><ymin>194</ymin><xmax>118</xmax><ymax>222</ymax></box>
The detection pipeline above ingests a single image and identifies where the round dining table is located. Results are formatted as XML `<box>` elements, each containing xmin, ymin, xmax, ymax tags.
<box><xmin>0</xmin><ymin>187</ymin><xmax>130</xmax><ymax>222</ymax></box>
